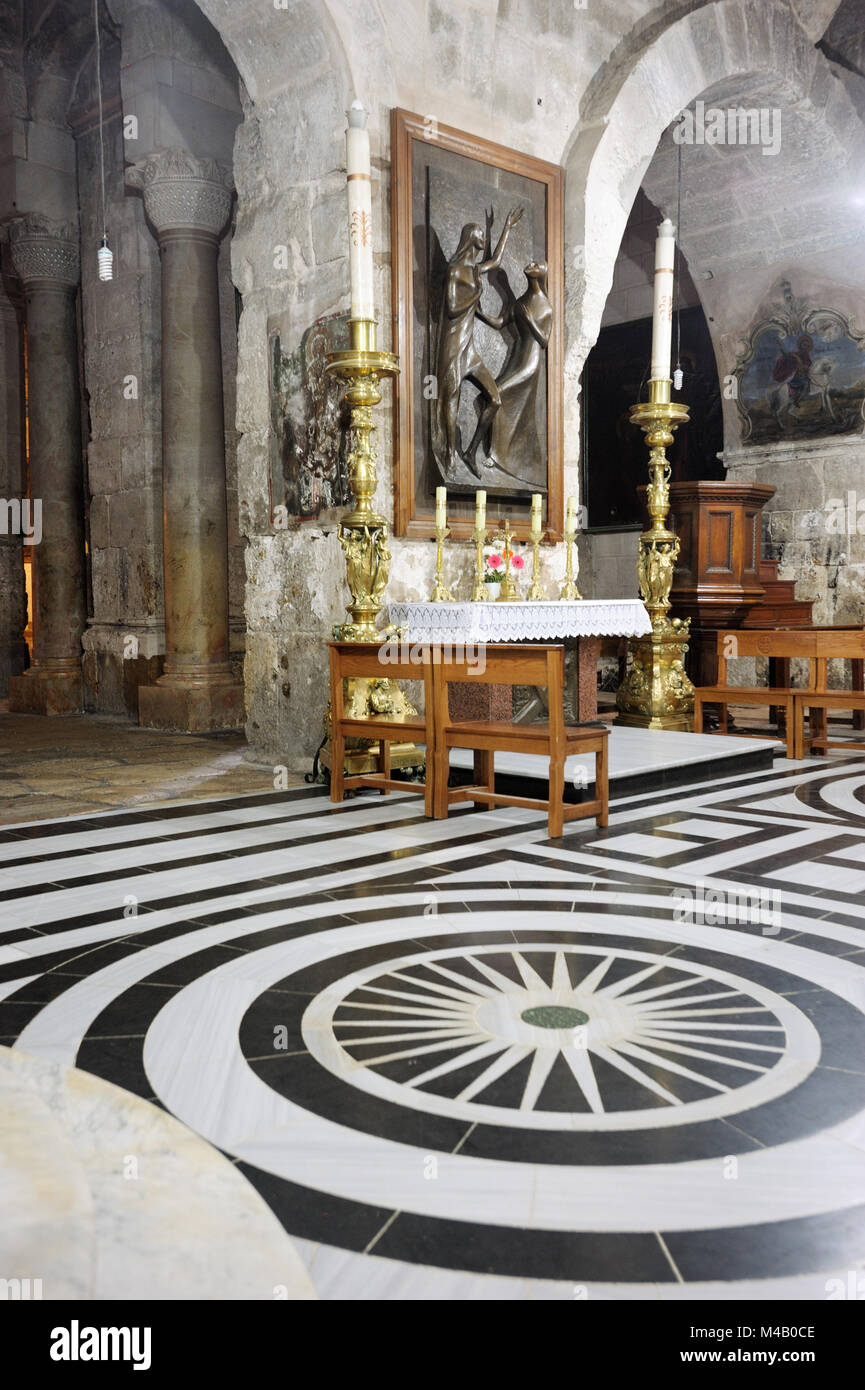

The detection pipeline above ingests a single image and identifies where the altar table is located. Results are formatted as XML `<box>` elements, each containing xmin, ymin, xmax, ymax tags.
<box><xmin>386</xmin><ymin>599</ymin><xmax>651</xmax><ymax>721</ymax></box>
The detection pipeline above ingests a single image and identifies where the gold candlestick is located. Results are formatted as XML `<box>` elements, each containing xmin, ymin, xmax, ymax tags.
<box><xmin>527</xmin><ymin>495</ymin><xmax>546</xmax><ymax>600</ymax></box>
<box><xmin>559</xmin><ymin>502</ymin><xmax>582</xmax><ymax>600</ymax></box>
<box><xmin>615</xmin><ymin>376</ymin><xmax>694</xmax><ymax>730</ymax></box>
<box><xmin>471</xmin><ymin>522</ymin><xmax>488</xmax><ymax>602</ymax></box>
<box><xmin>430</xmin><ymin>504</ymin><xmax>455</xmax><ymax>602</ymax></box>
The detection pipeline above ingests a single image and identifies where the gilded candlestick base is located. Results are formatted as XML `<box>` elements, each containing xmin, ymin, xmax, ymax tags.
<box><xmin>615</xmin><ymin>377</ymin><xmax>694</xmax><ymax>730</ymax></box>
<box><xmin>615</xmin><ymin>617</ymin><xmax>694</xmax><ymax>730</ymax></box>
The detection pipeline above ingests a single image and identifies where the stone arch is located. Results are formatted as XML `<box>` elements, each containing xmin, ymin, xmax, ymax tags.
<box><xmin>561</xmin><ymin>0</ymin><xmax>858</xmax><ymax>470</ymax></box>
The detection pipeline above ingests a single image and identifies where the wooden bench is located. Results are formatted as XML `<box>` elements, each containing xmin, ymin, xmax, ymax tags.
<box><xmin>793</xmin><ymin>630</ymin><xmax>865</xmax><ymax>758</ymax></box>
<box><xmin>431</xmin><ymin>643</ymin><xmax>608</xmax><ymax>838</ymax></box>
<box><xmin>328</xmin><ymin>640</ymin><xmax>435</xmax><ymax>815</ymax></box>
<box><xmin>693</xmin><ymin>630</ymin><xmax>819</xmax><ymax>758</ymax></box>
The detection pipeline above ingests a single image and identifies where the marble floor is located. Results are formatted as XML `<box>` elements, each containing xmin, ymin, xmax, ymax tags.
<box><xmin>3</xmin><ymin>742</ymin><xmax>865</xmax><ymax>1299</ymax></box>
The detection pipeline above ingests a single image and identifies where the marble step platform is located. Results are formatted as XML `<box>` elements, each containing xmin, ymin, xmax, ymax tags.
<box><xmin>448</xmin><ymin>726</ymin><xmax>778</xmax><ymax>799</ymax></box>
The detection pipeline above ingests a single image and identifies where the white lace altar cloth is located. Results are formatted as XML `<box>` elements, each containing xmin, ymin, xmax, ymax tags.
<box><xmin>385</xmin><ymin>599</ymin><xmax>651</xmax><ymax>645</ymax></box>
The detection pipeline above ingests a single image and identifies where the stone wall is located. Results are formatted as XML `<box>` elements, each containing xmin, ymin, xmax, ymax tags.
<box><xmin>210</xmin><ymin>0</ymin><xmax>865</xmax><ymax>771</ymax></box>
<box><xmin>0</xmin><ymin>276</ymin><xmax>26</xmax><ymax>696</ymax></box>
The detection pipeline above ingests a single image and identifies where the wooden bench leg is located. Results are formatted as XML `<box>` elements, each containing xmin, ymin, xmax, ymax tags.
<box><xmin>693</xmin><ymin>695</ymin><xmax>703</xmax><ymax>734</ymax></box>
<box><xmin>784</xmin><ymin>696</ymin><xmax>795</xmax><ymax>758</ymax></box>
<box><xmin>596</xmin><ymin>738</ymin><xmax>609</xmax><ymax>828</ymax></box>
<box><xmin>854</xmin><ymin>660</ymin><xmax>865</xmax><ymax>732</ymax></box>
<box><xmin>548</xmin><ymin>753</ymin><xmax>564</xmax><ymax>839</ymax></box>
<box><xmin>331</xmin><ymin>729</ymin><xmax>345</xmax><ymax>802</ymax></box>
<box><xmin>380</xmin><ymin>738</ymin><xmax>391</xmax><ymax>793</ymax></box>
<box><xmin>433</xmin><ymin>742</ymin><xmax>450</xmax><ymax>819</ymax></box>
<box><xmin>422</xmin><ymin>746</ymin><xmax>433</xmax><ymax>819</ymax></box>
<box><xmin>473</xmin><ymin>749</ymin><xmax>494</xmax><ymax>809</ymax></box>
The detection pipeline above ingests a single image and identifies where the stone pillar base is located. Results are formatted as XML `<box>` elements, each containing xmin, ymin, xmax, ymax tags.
<box><xmin>8</xmin><ymin>668</ymin><xmax>84</xmax><ymax>715</ymax></box>
<box><xmin>138</xmin><ymin>680</ymin><xmax>245</xmax><ymax>733</ymax></box>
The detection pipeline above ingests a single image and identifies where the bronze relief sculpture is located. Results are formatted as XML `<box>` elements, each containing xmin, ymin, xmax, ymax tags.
<box><xmin>430</xmin><ymin>209</ymin><xmax>550</xmax><ymax>494</ymax></box>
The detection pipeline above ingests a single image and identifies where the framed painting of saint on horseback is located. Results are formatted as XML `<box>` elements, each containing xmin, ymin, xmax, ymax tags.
<box><xmin>391</xmin><ymin>108</ymin><xmax>564</xmax><ymax>540</ymax></box>
<box><xmin>733</xmin><ymin>280</ymin><xmax>865</xmax><ymax>446</ymax></box>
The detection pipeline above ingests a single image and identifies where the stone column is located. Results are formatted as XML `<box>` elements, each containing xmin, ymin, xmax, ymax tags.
<box><xmin>8</xmin><ymin>217</ymin><xmax>86</xmax><ymax>715</ymax></box>
<box><xmin>0</xmin><ymin>275</ymin><xmax>28</xmax><ymax>696</ymax></box>
<box><xmin>127</xmin><ymin>149</ymin><xmax>243</xmax><ymax>732</ymax></box>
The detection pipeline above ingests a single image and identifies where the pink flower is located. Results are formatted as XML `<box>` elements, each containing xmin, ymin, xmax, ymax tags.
<box><xmin>510</xmin><ymin>553</ymin><xmax>525</xmax><ymax>570</ymax></box>
<box><xmin>487</xmin><ymin>553</ymin><xmax>503</xmax><ymax>570</ymax></box>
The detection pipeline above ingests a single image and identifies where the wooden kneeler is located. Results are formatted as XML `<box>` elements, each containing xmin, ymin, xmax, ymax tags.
<box><xmin>327</xmin><ymin>641</ymin><xmax>435</xmax><ymax>816</ymax></box>
<box><xmin>431</xmin><ymin>643</ymin><xmax>609</xmax><ymax>838</ymax></box>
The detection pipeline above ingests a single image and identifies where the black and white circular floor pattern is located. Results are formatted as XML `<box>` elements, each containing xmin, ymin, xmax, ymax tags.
<box><xmin>11</xmin><ymin>880</ymin><xmax>865</xmax><ymax>1287</ymax></box>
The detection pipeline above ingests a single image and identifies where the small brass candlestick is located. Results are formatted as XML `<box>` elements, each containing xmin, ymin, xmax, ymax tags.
<box><xmin>491</xmin><ymin>519</ymin><xmax>520</xmax><ymax>601</ymax></box>
<box><xmin>471</xmin><ymin>522</ymin><xmax>488</xmax><ymax>602</ymax></box>
<box><xmin>527</xmin><ymin>524</ymin><xmax>546</xmax><ymax>600</ymax></box>
<box><xmin>559</xmin><ymin>514</ymin><xmax>582</xmax><ymax>600</ymax></box>
<box><xmin>430</xmin><ymin>512</ymin><xmax>455</xmax><ymax>602</ymax></box>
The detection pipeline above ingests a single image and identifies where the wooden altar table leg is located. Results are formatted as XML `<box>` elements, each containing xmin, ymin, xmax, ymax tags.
<box><xmin>853</xmin><ymin>659</ymin><xmax>865</xmax><ymax>731</ymax></box>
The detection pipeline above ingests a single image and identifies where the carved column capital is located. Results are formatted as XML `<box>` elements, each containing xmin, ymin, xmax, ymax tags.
<box><xmin>8</xmin><ymin>215</ymin><xmax>80</xmax><ymax>289</ymax></box>
<box><xmin>126</xmin><ymin>147</ymin><xmax>234</xmax><ymax>239</ymax></box>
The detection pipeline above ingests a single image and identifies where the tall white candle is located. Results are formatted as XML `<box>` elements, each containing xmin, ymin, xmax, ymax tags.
<box><xmin>650</xmin><ymin>217</ymin><xmax>675</xmax><ymax>382</ymax></box>
<box><xmin>436</xmin><ymin>486</ymin><xmax>447</xmax><ymax>527</ymax></box>
<box><xmin>475</xmin><ymin>489</ymin><xmax>486</xmax><ymax>530</ymax></box>
<box><xmin>531</xmin><ymin>493</ymin><xmax>542</xmax><ymax>538</ymax></box>
<box><xmin>346</xmin><ymin>101</ymin><xmax>375</xmax><ymax>321</ymax></box>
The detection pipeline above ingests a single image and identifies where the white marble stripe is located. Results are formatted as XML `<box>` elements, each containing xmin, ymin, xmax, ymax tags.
<box><xmin>0</xmin><ymin>814</ymin><xmax>551</xmax><ymax>930</ymax></box>
<box><xmin>0</xmin><ymin>803</ymin><xmax>431</xmax><ymax>889</ymax></box>
<box><xmin>4</xmin><ymin>879</ymin><xmax>865</xmax><ymax>976</ymax></box>
<box><xmin>289</xmin><ymin>1235</ymin><xmax>863</xmax><ymax>1302</ymax></box>
<box><xmin>0</xmin><ymin>792</ymin><xmax>418</xmax><ymax>865</ymax></box>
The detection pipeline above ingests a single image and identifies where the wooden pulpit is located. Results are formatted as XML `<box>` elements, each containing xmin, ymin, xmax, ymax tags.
<box><xmin>668</xmin><ymin>481</ymin><xmax>776</xmax><ymax>686</ymax></box>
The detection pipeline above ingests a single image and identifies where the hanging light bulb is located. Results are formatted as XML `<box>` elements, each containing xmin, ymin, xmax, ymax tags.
<box><xmin>97</xmin><ymin>234</ymin><xmax>113</xmax><ymax>280</ymax></box>
<box><xmin>673</xmin><ymin>365</ymin><xmax>684</xmax><ymax>390</ymax></box>
<box><xmin>93</xmin><ymin>0</ymin><xmax>112</xmax><ymax>285</ymax></box>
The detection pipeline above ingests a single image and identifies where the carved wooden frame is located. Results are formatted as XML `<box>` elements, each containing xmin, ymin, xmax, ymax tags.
<box><xmin>390</xmin><ymin>107</ymin><xmax>564</xmax><ymax>541</ymax></box>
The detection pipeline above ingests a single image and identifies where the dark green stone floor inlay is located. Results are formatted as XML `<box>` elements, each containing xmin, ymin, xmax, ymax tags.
<box><xmin>520</xmin><ymin>1005</ymin><xmax>589</xmax><ymax>1030</ymax></box>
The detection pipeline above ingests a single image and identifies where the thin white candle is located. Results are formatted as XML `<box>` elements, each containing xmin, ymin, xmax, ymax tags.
<box><xmin>475</xmin><ymin>489</ymin><xmax>486</xmax><ymax>530</ymax></box>
<box><xmin>650</xmin><ymin>217</ymin><xmax>675</xmax><ymax>382</ymax></box>
<box><xmin>436</xmin><ymin>486</ymin><xmax>447</xmax><ymax>526</ymax></box>
<box><xmin>346</xmin><ymin>100</ymin><xmax>375</xmax><ymax>321</ymax></box>
<box><xmin>531</xmin><ymin>493</ymin><xmax>542</xmax><ymax>538</ymax></box>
